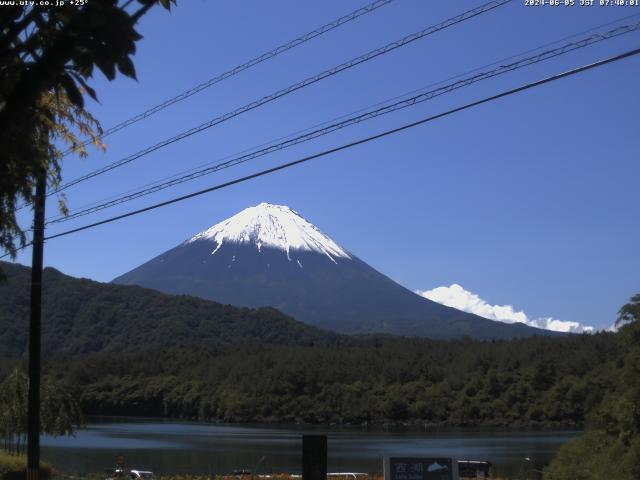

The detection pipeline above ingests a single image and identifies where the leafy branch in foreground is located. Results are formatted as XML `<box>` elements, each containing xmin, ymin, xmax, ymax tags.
<box><xmin>0</xmin><ymin>1</ymin><xmax>176</xmax><ymax>259</ymax></box>
<box><xmin>0</xmin><ymin>89</ymin><xmax>105</xmax><ymax>261</ymax></box>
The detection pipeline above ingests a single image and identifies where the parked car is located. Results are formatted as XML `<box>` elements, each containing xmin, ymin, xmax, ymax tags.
<box><xmin>129</xmin><ymin>470</ymin><xmax>155</xmax><ymax>480</ymax></box>
<box><xmin>458</xmin><ymin>460</ymin><xmax>492</xmax><ymax>479</ymax></box>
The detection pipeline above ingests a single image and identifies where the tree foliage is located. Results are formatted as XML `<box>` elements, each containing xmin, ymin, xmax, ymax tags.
<box><xmin>0</xmin><ymin>263</ymin><xmax>631</xmax><ymax>431</ymax></box>
<box><xmin>0</xmin><ymin>0</ymin><xmax>175</xmax><ymax>258</ymax></box>
<box><xmin>0</xmin><ymin>89</ymin><xmax>104</xmax><ymax>262</ymax></box>
<box><xmin>617</xmin><ymin>293</ymin><xmax>640</xmax><ymax>327</ymax></box>
<box><xmin>41</xmin><ymin>332</ymin><xmax>620</xmax><ymax>428</ymax></box>
<box><xmin>0</xmin><ymin>261</ymin><xmax>338</xmax><ymax>357</ymax></box>
<box><xmin>0</xmin><ymin>369</ymin><xmax>82</xmax><ymax>455</ymax></box>
<box><xmin>544</xmin><ymin>294</ymin><xmax>640</xmax><ymax>480</ymax></box>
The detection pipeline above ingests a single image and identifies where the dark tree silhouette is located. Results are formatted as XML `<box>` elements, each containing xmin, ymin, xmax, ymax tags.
<box><xmin>0</xmin><ymin>0</ymin><xmax>176</xmax><ymax>258</ymax></box>
<box><xmin>617</xmin><ymin>293</ymin><xmax>640</xmax><ymax>327</ymax></box>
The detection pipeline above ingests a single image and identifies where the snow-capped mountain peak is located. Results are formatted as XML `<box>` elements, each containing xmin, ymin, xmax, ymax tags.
<box><xmin>187</xmin><ymin>202</ymin><xmax>351</xmax><ymax>263</ymax></box>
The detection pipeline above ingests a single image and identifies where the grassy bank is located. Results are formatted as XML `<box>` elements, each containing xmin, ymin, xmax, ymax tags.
<box><xmin>0</xmin><ymin>452</ymin><xmax>52</xmax><ymax>480</ymax></box>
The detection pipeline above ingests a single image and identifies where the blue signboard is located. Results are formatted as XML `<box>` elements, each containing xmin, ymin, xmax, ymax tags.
<box><xmin>384</xmin><ymin>457</ymin><xmax>457</xmax><ymax>480</ymax></box>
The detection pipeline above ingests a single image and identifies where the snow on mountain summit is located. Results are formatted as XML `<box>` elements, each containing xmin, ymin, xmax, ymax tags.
<box><xmin>187</xmin><ymin>203</ymin><xmax>351</xmax><ymax>263</ymax></box>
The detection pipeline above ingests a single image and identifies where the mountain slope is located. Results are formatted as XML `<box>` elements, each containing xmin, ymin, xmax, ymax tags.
<box><xmin>114</xmin><ymin>203</ymin><xmax>556</xmax><ymax>340</ymax></box>
<box><xmin>0</xmin><ymin>261</ymin><xmax>339</xmax><ymax>357</ymax></box>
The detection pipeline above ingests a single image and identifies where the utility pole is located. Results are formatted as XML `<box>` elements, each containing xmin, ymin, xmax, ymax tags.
<box><xmin>27</xmin><ymin>169</ymin><xmax>46</xmax><ymax>480</ymax></box>
<box><xmin>302</xmin><ymin>435</ymin><xmax>327</xmax><ymax>480</ymax></box>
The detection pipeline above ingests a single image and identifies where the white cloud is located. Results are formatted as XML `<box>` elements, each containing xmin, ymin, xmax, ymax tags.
<box><xmin>416</xmin><ymin>284</ymin><xmax>594</xmax><ymax>334</ymax></box>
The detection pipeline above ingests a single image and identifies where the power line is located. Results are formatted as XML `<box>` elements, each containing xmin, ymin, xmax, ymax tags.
<box><xmin>45</xmin><ymin>21</ymin><xmax>640</xmax><ymax>226</ymax></box>
<box><xmin>14</xmin><ymin>0</ymin><xmax>394</xmax><ymax>214</ymax></box>
<box><xmin>48</xmin><ymin>12</ymin><xmax>640</xmax><ymax>222</ymax></box>
<box><xmin>3</xmin><ymin>45</ymin><xmax>637</xmax><ymax>259</ymax></box>
<box><xmin>49</xmin><ymin>0</ymin><xmax>512</xmax><ymax>197</ymax></box>
<box><xmin>24</xmin><ymin>46</ymin><xmax>637</xmax><ymax>247</ymax></box>
<box><xmin>62</xmin><ymin>0</ymin><xmax>396</xmax><ymax>155</ymax></box>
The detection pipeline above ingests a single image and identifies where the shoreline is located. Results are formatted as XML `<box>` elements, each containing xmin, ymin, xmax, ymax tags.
<box><xmin>83</xmin><ymin>414</ymin><xmax>584</xmax><ymax>432</ymax></box>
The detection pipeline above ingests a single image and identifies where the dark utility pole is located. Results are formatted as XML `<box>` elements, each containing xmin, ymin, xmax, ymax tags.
<box><xmin>27</xmin><ymin>169</ymin><xmax>46</xmax><ymax>480</ymax></box>
<box><xmin>302</xmin><ymin>435</ymin><xmax>327</xmax><ymax>480</ymax></box>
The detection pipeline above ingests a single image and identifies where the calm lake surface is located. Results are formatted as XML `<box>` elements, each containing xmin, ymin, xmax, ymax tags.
<box><xmin>41</xmin><ymin>417</ymin><xmax>579</xmax><ymax>478</ymax></box>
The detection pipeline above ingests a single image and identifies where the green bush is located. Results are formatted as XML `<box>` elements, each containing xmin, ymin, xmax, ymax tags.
<box><xmin>0</xmin><ymin>452</ymin><xmax>51</xmax><ymax>480</ymax></box>
<box><xmin>544</xmin><ymin>299</ymin><xmax>640</xmax><ymax>480</ymax></box>
<box><xmin>543</xmin><ymin>430</ymin><xmax>640</xmax><ymax>480</ymax></box>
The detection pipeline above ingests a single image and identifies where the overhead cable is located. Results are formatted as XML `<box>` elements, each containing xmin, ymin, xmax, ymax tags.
<box><xmin>62</xmin><ymin>0</ymin><xmax>396</xmax><ymax>153</ymax></box>
<box><xmin>49</xmin><ymin>0</ymin><xmax>512</xmax><ymax>196</ymax></box>
<box><xmin>49</xmin><ymin>12</ymin><xmax>640</xmax><ymax>221</ymax></box>
<box><xmin>29</xmin><ymin>46</ymin><xmax>639</xmax><ymax>246</ymax></box>
<box><xmin>46</xmin><ymin>21</ymin><xmax>640</xmax><ymax>226</ymax></box>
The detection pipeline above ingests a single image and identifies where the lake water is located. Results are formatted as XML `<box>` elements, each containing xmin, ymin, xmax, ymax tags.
<box><xmin>41</xmin><ymin>417</ymin><xmax>579</xmax><ymax>479</ymax></box>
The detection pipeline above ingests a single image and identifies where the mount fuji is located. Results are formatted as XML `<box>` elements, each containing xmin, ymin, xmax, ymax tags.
<box><xmin>113</xmin><ymin>203</ymin><xmax>554</xmax><ymax>339</ymax></box>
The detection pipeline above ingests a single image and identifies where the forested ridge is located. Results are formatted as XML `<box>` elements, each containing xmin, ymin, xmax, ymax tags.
<box><xmin>0</xmin><ymin>260</ymin><xmax>628</xmax><ymax>430</ymax></box>
<box><xmin>0</xmin><ymin>261</ymin><xmax>339</xmax><ymax>357</ymax></box>
<box><xmin>18</xmin><ymin>332</ymin><xmax>617</xmax><ymax>428</ymax></box>
<box><xmin>2</xmin><ymin>260</ymin><xmax>639</xmax><ymax>478</ymax></box>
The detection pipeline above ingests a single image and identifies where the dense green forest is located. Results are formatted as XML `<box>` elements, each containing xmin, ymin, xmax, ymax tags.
<box><xmin>20</xmin><ymin>332</ymin><xmax>616</xmax><ymax>427</ymax></box>
<box><xmin>0</xmin><ymin>261</ymin><xmax>339</xmax><ymax>357</ymax></box>
<box><xmin>0</xmin><ymin>314</ymin><xmax>637</xmax><ymax>480</ymax></box>
<box><xmin>3</xmin><ymin>259</ymin><xmax>622</xmax><ymax>428</ymax></box>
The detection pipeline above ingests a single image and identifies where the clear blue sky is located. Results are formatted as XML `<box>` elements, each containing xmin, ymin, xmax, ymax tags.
<box><xmin>12</xmin><ymin>0</ymin><xmax>640</xmax><ymax>330</ymax></box>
